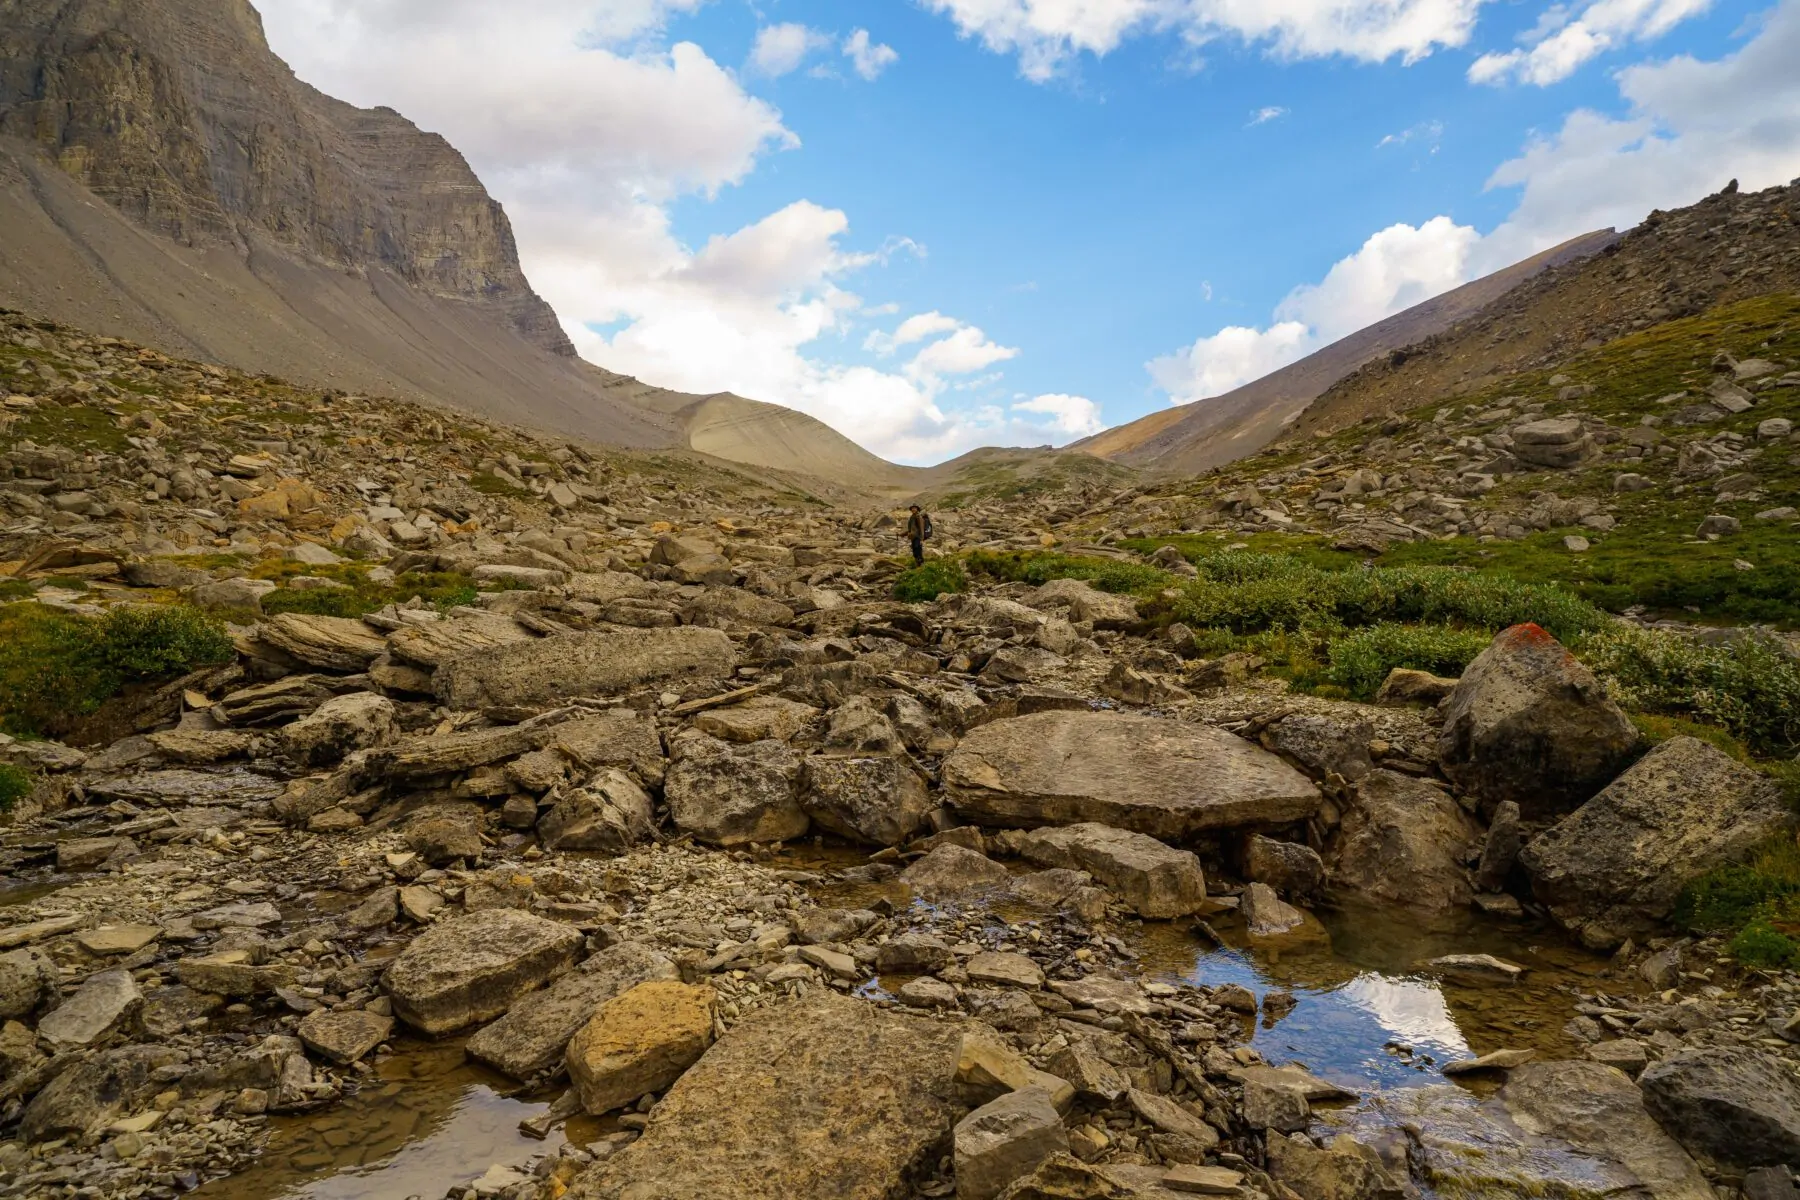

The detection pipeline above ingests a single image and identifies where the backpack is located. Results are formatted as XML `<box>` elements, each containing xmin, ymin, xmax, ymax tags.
<box><xmin>921</xmin><ymin>514</ymin><xmax>933</xmax><ymax>540</ymax></box>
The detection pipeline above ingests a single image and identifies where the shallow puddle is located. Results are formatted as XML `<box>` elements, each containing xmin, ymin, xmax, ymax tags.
<box><xmin>192</xmin><ymin>1041</ymin><xmax>566</xmax><ymax>1200</ymax></box>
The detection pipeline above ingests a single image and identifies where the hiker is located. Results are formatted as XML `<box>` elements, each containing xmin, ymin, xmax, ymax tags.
<box><xmin>905</xmin><ymin>504</ymin><xmax>931</xmax><ymax>566</ymax></box>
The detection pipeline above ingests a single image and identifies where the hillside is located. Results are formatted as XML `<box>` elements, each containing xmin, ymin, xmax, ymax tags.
<box><xmin>1077</xmin><ymin>229</ymin><xmax>1617</xmax><ymax>475</ymax></box>
<box><xmin>0</xmin><ymin>0</ymin><xmax>914</xmax><ymax>490</ymax></box>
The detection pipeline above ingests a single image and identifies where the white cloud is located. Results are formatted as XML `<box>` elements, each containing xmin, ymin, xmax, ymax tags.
<box><xmin>923</xmin><ymin>0</ymin><xmax>1491</xmax><ymax>81</ymax></box>
<box><xmin>907</xmin><ymin>325</ymin><xmax>1021</xmax><ymax>380</ymax></box>
<box><xmin>1469</xmin><ymin>0</ymin><xmax>1713</xmax><ymax>86</ymax></box>
<box><xmin>844</xmin><ymin>29</ymin><xmax>900</xmax><ymax>80</ymax></box>
<box><xmin>1011</xmin><ymin>393</ymin><xmax>1108</xmax><ymax>438</ymax></box>
<box><xmin>865</xmin><ymin>311</ymin><xmax>963</xmax><ymax>355</ymax></box>
<box><xmin>1149</xmin><ymin>217</ymin><xmax>1478</xmax><ymax>403</ymax></box>
<box><xmin>1377</xmin><ymin>118</ymin><xmax>1443</xmax><ymax>148</ymax></box>
<box><xmin>1248</xmin><ymin>105</ymin><xmax>1289</xmax><ymax>125</ymax></box>
<box><xmin>751</xmin><ymin>23</ymin><xmax>833</xmax><ymax>77</ymax></box>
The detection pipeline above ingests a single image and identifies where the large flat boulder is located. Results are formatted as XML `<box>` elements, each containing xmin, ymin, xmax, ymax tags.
<box><xmin>466</xmin><ymin>942</ymin><xmax>676</xmax><ymax>1080</ymax></box>
<box><xmin>1520</xmin><ymin>737</ymin><xmax>1792</xmax><ymax>948</ymax></box>
<box><xmin>1438</xmin><ymin>624</ymin><xmax>1639</xmax><ymax>818</ymax></box>
<box><xmin>571</xmin><ymin>990</ymin><xmax>965</xmax><ymax>1200</ymax></box>
<box><xmin>382</xmin><ymin>908</ymin><xmax>583</xmax><ymax>1035</ymax></box>
<box><xmin>259</xmin><ymin>613</ymin><xmax>389</xmax><ymax>672</ymax></box>
<box><xmin>566</xmin><ymin>980</ymin><xmax>716</xmax><ymax>1115</ymax></box>
<box><xmin>1501</xmin><ymin>1060</ymin><xmax>1711</xmax><ymax>1200</ymax></box>
<box><xmin>436</xmin><ymin>628</ymin><xmax>736</xmax><ymax>710</ymax></box>
<box><xmin>942</xmin><ymin>712</ymin><xmax>1320</xmax><ymax>838</ymax></box>
<box><xmin>1639</xmin><ymin>1046</ymin><xmax>1800</xmax><ymax>1171</ymax></box>
<box><xmin>1015</xmin><ymin>824</ymin><xmax>1205</xmax><ymax>919</ymax></box>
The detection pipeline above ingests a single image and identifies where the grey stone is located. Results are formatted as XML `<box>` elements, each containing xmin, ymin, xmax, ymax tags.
<box><xmin>297</xmin><ymin>1008</ymin><xmax>393</xmax><ymax>1065</ymax></box>
<box><xmin>1016</xmin><ymin>823</ymin><xmax>1205</xmax><ymax>919</ymax></box>
<box><xmin>1502</xmin><ymin>1060</ymin><xmax>1712</xmax><ymax>1200</ymax></box>
<box><xmin>901</xmin><ymin>844</ymin><xmax>1012</xmax><ymax>899</ymax></box>
<box><xmin>0</xmin><ymin>948</ymin><xmax>57</xmax><ymax>1021</ymax></box>
<box><xmin>956</xmin><ymin>1088</ymin><xmax>1069</xmax><ymax>1200</ymax></box>
<box><xmin>468</xmin><ymin>943</ymin><xmax>677</xmax><ymax>1080</ymax></box>
<box><xmin>1328</xmin><ymin>771</ymin><xmax>1478</xmax><ymax>911</ymax></box>
<box><xmin>1260</xmin><ymin>713</ymin><xmax>1374</xmax><ymax>782</ymax></box>
<box><xmin>383</xmin><ymin>908</ymin><xmax>584</xmax><ymax>1035</ymax></box>
<box><xmin>1243</xmin><ymin>836</ymin><xmax>1325</xmax><ymax>900</ymax></box>
<box><xmin>537</xmin><ymin>769</ymin><xmax>656</xmax><ymax>853</ymax></box>
<box><xmin>281</xmin><ymin>692</ymin><xmax>397</xmax><ymax>767</ymax></box>
<box><xmin>36</xmin><ymin>968</ymin><xmax>141</xmax><ymax>1048</ymax></box>
<box><xmin>800</xmin><ymin>754</ymin><xmax>934</xmax><ymax>847</ymax></box>
<box><xmin>1639</xmin><ymin>1046</ymin><xmax>1800</xmax><ymax>1171</ymax></box>
<box><xmin>436</xmin><ymin>627</ymin><xmax>736</xmax><ymax>709</ymax></box>
<box><xmin>666</xmin><ymin>733</ymin><xmax>808</xmax><ymax>847</ymax></box>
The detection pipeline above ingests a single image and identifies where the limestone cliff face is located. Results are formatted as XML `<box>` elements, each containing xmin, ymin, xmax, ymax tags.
<box><xmin>0</xmin><ymin>0</ymin><xmax>574</xmax><ymax>355</ymax></box>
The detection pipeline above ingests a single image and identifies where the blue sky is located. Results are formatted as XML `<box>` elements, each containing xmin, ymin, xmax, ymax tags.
<box><xmin>260</xmin><ymin>0</ymin><xmax>1800</xmax><ymax>463</ymax></box>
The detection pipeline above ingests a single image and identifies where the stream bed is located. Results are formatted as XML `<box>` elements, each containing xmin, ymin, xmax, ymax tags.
<box><xmin>195</xmin><ymin>846</ymin><xmax>1628</xmax><ymax>1200</ymax></box>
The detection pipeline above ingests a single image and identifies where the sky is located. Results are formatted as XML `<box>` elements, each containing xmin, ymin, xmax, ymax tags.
<box><xmin>253</xmin><ymin>0</ymin><xmax>1800</xmax><ymax>465</ymax></box>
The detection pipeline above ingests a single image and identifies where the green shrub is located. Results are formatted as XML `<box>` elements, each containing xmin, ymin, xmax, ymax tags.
<box><xmin>1580</xmin><ymin>626</ymin><xmax>1800</xmax><ymax>756</ymax></box>
<box><xmin>261</xmin><ymin>572</ymin><xmax>482</xmax><ymax>619</ymax></box>
<box><xmin>0</xmin><ymin>602</ymin><xmax>234</xmax><ymax>737</ymax></box>
<box><xmin>893</xmin><ymin>560</ymin><xmax>968</xmax><ymax>602</ymax></box>
<box><xmin>1728</xmin><ymin>918</ymin><xmax>1800</xmax><ymax>969</ymax></box>
<box><xmin>0</xmin><ymin>763</ymin><xmax>31</xmax><ymax>813</ymax></box>
<box><xmin>965</xmin><ymin>551</ymin><xmax>1170</xmax><ymax>595</ymax></box>
<box><xmin>1323</xmin><ymin>624</ymin><xmax>1494</xmax><ymax>700</ymax></box>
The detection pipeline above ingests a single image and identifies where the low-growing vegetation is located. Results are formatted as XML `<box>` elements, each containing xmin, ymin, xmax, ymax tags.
<box><xmin>0</xmin><ymin>762</ymin><xmax>32</xmax><ymax>813</ymax></box>
<box><xmin>892</xmin><ymin>559</ymin><xmax>968</xmax><ymax>602</ymax></box>
<box><xmin>1676</xmin><ymin>839</ymin><xmax>1800</xmax><ymax>969</ymax></box>
<box><xmin>965</xmin><ymin>550</ymin><xmax>1170</xmax><ymax>595</ymax></box>
<box><xmin>0</xmin><ymin>603</ymin><xmax>234</xmax><ymax>737</ymax></box>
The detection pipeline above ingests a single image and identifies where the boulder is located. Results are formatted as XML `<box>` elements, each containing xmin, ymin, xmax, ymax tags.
<box><xmin>666</xmin><ymin>733</ymin><xmax>808</xmax><ymax>847</ymax></box>
<box><xmin>364</xmin><ymin>723</ymin><xmax>550</xmax><ymax>780</ymax></box>
<box><xmin>902</xmin><ymin>844</ymin><xmax>1013</xmax><ymax>899</ymax></box>
<box><xmin>280</xmin><ymin>692</ymin><xmax>398</xmax><ymax>767</ymax></box>
<box><xmin>566</xmin><ymin>980</ymin><xmax>716</xmax><ymax>1115</ymax></box>
<box><xmin>1520</xmin><ymin>738</ymin><xmax>1792</xmax><ymax>948</ymax></box>
<box><xmin>1328</xmin><ymin>771</ymin><xmax>1478</xmax><ymax>911</ymax></box>
<box><xmin>436</xmin><ymin>627</ymin><xmax>736</xmax><ymax>709</ymax></box>
<box><xmin>800</xmin><ymin>755</ymin><xmax>935</xmax><ymax>847</ymax></box>
<box><xmin>1511</xmin><ymin>417</ymin><xmax>1593</xmax><ymax>468</ymax></box>
<box><xmin>1375</xmin><ymin>667</ymin><xmax>1458</xmax><ymax>706</ymax></box>
<box><xmin>36</xmin><ymin>968</ymin><xmax>141</xmax><ymax>1048</ymax></box>
<box><xmin>1015</xmin><ymin>824</ymin><xmax>1205</xmax><ymax>919</ymax></box>
<box><xmin>956</xmin><ymin>1088</ymin><xmax>1070</xmax><ymax>1200</ymax></box>
<box><xmin>1438</xmin><ymin>624</ymin><xmax>1639</xmax><ymax>818</ymax></box>
<box><xmin>692</xmin><ymin>697</ymin><xmax>820</xmax><ymax>745</ymax></box>
<box><xmin>551</xmin><ymin>707</ymin><xmax>667</xmax><ymax>790</ymax></box>
<box><xmin>943</xmin><ymin>712</ymin><xmax>1320</xmax><ymax>838</ymax></box>
<box><xmin>385</xmin><ymin>611</ymin><xmax>534</xmax><ymax>667</ymax></box>
<box><xmin>683</xmin><ymin>588</ymin><xmax>796</xmax><ymax>630</ymax></box>
<box><xmin>569</xmin><ymin>991</ymin><xmax>964</xmax><ymax>1200</ymax></box>
<box><xmin>967</xmin><ymin>952</ymin><xmax>1045</xmax><ymax>990</ymax></box>
<box><xmin>297</xmin><ymin>1009</ymin><xmax>393</xmax><ymax>1065</ymax></box>
<box><xmin>537</xmin><ymin>769</ymin><xmax>656</xmax><ymax>853</ymax></box>
<box><xmin>403</xmin><ymin>803</ymin><xmax>485</xmax><ymax>866</ymax></box>
<box><xmin>1501</xmin><ymin>1061</ymin><xmax>1712</xmax><ymax>1200</ymax></box>
<box><xmin>877</xmin><ymin>932</ymin><xmax>957</xmax><ymax>975</ymax></box>
<box><xmin>467</xmin><ymin>942</ymin><xmax>677</xmax><ymax>1080</ymax></box>
<box><xmin>1240</xmin><ymin>883</ymin><xmax>1309</xmax><ymax>937</ymax></box>
<box><xmin>259</xmin><ymin>613</ymin><xmax>389</xmax><ymax>672</ymax></box>
<box><xmin>1243</xmin><ymin>836</ymin><xmax>1325</xmax><ymax>900</ymax></box>
<box><xmin>383</xmin><ymin>908</ymin><xmax>584</xmax><ymax>1035</ymax></box>
<box><xmin>1265</xmin><ymin>1133</ymin><xmax>1405</xmax><ymax>1200</ymax></box>
<box><xmin>1639</xmin><ymin>1046</ymin><xmax>1800</xmax><ymax>1171</ymax></box>
<box><xmin>1259</xmin><ymin>713</ymin><xmax>1373</xmax><ymax>782</ymax></box>
<box><xmin>20</xmin><ymin>1045</ymin><xmax>181</xmax><ymax>1143</ymax></box>
<box><xmin>0</xmin><ymin>948</ymin><xmax>57</xmax><ymax>1020</ymax></box>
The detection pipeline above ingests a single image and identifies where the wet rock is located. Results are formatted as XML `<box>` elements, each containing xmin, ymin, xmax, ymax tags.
<box><xmin>436</xmin><ymin>627</ymin><xmax>736</xmax><ymax>710</ymax></box>
<box><xmin>1639</xmin><ymin>1046</ymin><xmax>1800</xmax><ymax>1171</ymax></box>
<box><xmin>468</xmin><ymin>943</ymin><xmax>677</xmax><ymax>1080</ymax></box>
<box><xmin>800</xmin><ymin>754</ymin><xmax>934</xmax><ymax>847</ymax></box>
<box><xmin>1441</xmin><ymin>1048</ymin><xmax>1535</xmax><ymax>1076</ymax></box>
<box><xmin>0</xmin><ymin>948</ymin><xmax>57</xmax><ymax>1020</ymax></box>
<box><xmin>1419</xmin><ymin>954</ymin><xmax>1525</xmax><ymax>985</ymax></box>
<box><xmin>37</xmin><ymin>967</ymin><xmax>141</xmax><ymax>1048</ymax></box>
<box><xmin>1328</xmin><ymin>771</ymin><xmax>1478</xmax><ymax>911</ymax></box>
<box><xmin>877</xmin><ymin>932</ymin><xmax>956</xmax><ymax>975</ymax></box>
<box><xmin>1016</xmin><ymin>823</ymin><xmax>1205</xmax><ymax>919</ymax></box>
<box><xmin>1586</xmin><ymin>1039</ymin><xmax>1649</xmax><ymax>1077</ymax></box>
<box><xmin>383</xmin><ymin>908</ymin><xmax>585</xmax><ymax>1035</ymax></box>
<box><xmin>901</xmin><ymin>844</ymin><xmax>1012</xmax><ymax>899</ymax></box>
<box><xmin>1438</xmin><ymin>624</ymin><xmax>1639</xmax><ymax>818</ymax></box>
<box><xmin>1243</xmin><ymin>835</ymin><xmax>1325</xmax><ymax>900</ymax></box>
<box><xmin>956</xmin><ymin>1087</ymin><xmax>1070</xmax><ymax>1200</ymax></box>
<box><xmin>1520</xmin><ymin>737</ymin><xmax>1792</xmax><ymax>948</ymax></box>
<box><xmin>1260</xmin><ymin>713</ymin><xmax>1374</xmax><ymax>782</ymax></box>
<box><xmin>1264</xmin><ymin>1132</ymin><xmax>1405</xmax><ymax>1200</ymax></box>
<box><xmin>570</xmin><ymin>991</ymin><xmax>963</xmax><ymax>1200</ymax></box>
<box><xmin>538</xmin><ymin>769</ymin><xmax>656</xmax><ymax>853</ymax></box>
<box><xmin>297</xmin><ymin>1008</ymin><xmax>393</xmax><ymax>1065</ymax></box>
<box><xmin>1473</xmin><ymin>800</ymin><xmax>1522</xmax><ymax>892</ymax></box>
<box><xmin>1502</xmin><ymin>1060</ymin><xmax>1712</xmax><ymax>1199</ymax></box>
<box><xmin>666</xmin><ymin>733</ymin><xmax>808</xmax><ymax>847</ymax></box>
<box><xmin>20</xmin><ymin>1045</ymin><xmax>181</xmax><ymax>1143</ymax></box>
<box><xmin>1240</xmin><ymin>882</ymin><xmax>1309</xmax><ymax>937</ymax></box>
<box><xmin>552</xmin><ymin>708</ymin><xmax>668</xmax><ymax>790</ymax></box>
<box><xmin>280</xmin><ymin>692</ymin><xmax>398</xmax><ymax>766</ymax></box>
<box><xmin>1242</xmin><ymin>1073</ymin><xmax>1310</xmax><ymax>1132</ymax></box>
<box><xmin>944</xmin><ymin>711</ymin><xmax>1319</xmax><ymax>839</ymax></box>
<box><xmin>566</xmin><ymin>980</ymin><xmax>715</xmax><ymax>1115</ymax></box>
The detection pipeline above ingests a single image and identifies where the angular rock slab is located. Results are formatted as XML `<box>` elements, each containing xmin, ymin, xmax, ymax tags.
<box><xmin>943</xmin><ymin>712</ymin><xmax>1320</xmax><ymax>839</ymax></box>
<box><xmin>1016</xmin><ymin>823</ymin><xmax>1205</xmax><ymax>919</ymax></box>
<box><xmin>1521</xmin><ymin>737</ymin><xmax>1792</xmax><ymax>949</ymax></box>
<box><xmin>1501</xmin><ymin>1060</ymin><xmax>1712</xmax><ymax>1200</ymax></box>
<box><xmin>571</xmin><ymin>990</ymin><xmax>964</xmax><ymax>1200</ymax></box>
<box><xmin>383</xmin><ymin>908</ymin><xmax>583</xmax><ymax>1035</ymax></box>
<box><xmin>467</xmin><ymin>942</ymin><xmax>676</xmax><ymax>1080</ymax></box>
<box><xmin>1639</xmin><ymin>1046</ymin><xmax>1800</xmax><ymax>1172</ymax></box>
<box><xmin>436</xmin><ymin>627</ymin><xmax>736</xmax><ymax>710</ymax></box>
<box><xmin>1328</xmin><ymin>770</ymin><xmax>1479</xmax><ymax>912</ymax></box>
<box><xmin>956</xmin><ymin>1087</ymin><xmax>1070</xmax><ymax>1200</ymax></box>
<box><xmin>566</xmin><ymin>980</ymin><xmax>715</xmax><ymax>1115</ymax></box>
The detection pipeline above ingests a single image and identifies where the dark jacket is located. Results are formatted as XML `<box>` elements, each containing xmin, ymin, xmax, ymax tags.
<box><xmin>905</xmin><ymin>511</ymin><xmax>928</xmax><ymax>541</ymax></box>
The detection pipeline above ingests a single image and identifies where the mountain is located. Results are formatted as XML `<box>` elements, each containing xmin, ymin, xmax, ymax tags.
<box><xmin>1288</xmin><ymin>179</ymin><xmax>1800</xmax><ymax>442</ymax></box>
<box><xmin>1075</xmin><ymin>229</ymin><xmax>1618</xmax><ymax>476</ymax></box>
<box><xmin>0</xmin><ymin>0</ymin><xmax>902</xmax><ymax>487</ymax></box>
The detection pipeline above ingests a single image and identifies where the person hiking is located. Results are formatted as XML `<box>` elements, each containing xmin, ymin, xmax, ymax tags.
<box><xmin>905</xmin><ymin>504</ymin><xmax>931</xmax><ymax>567</ymax></box>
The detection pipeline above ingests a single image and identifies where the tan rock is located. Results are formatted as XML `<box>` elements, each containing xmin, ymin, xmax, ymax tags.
<box><xmin>565</xmin><ymin>981</ymin><xmax>716</xmax><ymax>1115</ymax></box>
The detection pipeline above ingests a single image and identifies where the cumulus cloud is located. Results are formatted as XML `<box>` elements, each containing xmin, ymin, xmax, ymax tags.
<box><xmin>1149</xmin><ymin>217</ymin><xmax>1478</xmax><ymax>403</ymax></box>
<box><xmin>907</xmin><ymin>325</ymin><xmax>1021</xmax><ymax>381</ymax></box>
<box><xmin>751</xmin><ymin>23</ymin><xmax>834</xmax><ymax>77</ymax></box>
<box><xmin>865</xmin><ymin>312</ymin><xmax>962</xmax><ymax>355</ymax></box>
<box><xmin>1468</xmin><ymin>0</ymin><xmax>1713</xmax><ymax>86</ymax></box>
<box><xmin>1248</xmin><ymin>105</ymin><xmax>1289</xmax><ymax>125</ymax></box>
<box><xmin>1011</xmin><ymin>393</ymin><xmax>1108</xmax><ymax>437</ymax></box>
<box><xmin>844</xmin><ymin>29</ymin><xmax>901</xmax><ymax>79</ymax></box>
<box><xmin>923</xmin><ymin>0</ymin><xmax>1491</xmax><ymax>81</ymax></box>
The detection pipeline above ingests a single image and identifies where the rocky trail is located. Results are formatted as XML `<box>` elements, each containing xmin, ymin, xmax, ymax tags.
<box><xmin>2</xmin><ymin>308</ymin><xmax>1799</xmax><ymax>1200</ymax></box>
